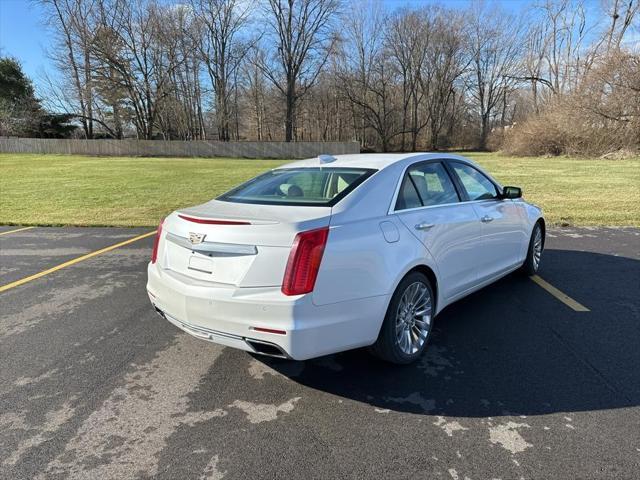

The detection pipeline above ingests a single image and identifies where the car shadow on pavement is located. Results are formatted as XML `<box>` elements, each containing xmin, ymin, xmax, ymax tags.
<box><xmin>253</xmin><ymin>249</ymin><xmax>640</xmax><ymax>417</ymax></box>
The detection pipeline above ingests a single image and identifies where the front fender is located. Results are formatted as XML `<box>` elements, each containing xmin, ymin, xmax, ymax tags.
<box><xmin>522</xmin><ymin>201</ymin><xmax>544</xmax><ymax>233</ymax></box>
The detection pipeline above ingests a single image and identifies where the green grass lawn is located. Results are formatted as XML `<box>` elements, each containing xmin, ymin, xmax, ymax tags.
<box><xmin>1</xmin><ymin>153</ymin><xmax>638</xmax><ymax>227</ymax></box>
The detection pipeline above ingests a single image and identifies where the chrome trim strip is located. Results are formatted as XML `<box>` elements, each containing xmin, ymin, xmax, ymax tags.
<box><xmin>390</xmin><ymin>198</ymin><xmax>505</xmax><ymax>215</ymax></box>
<box><xmin>166</xmin><ymin>232</ymin><xmax>257</xmax><ymax>255</ymax></box>
<box><xmin>187</xmin><ymin>266</ymin><xmax>213</xmax><ymax>274</ymax></box>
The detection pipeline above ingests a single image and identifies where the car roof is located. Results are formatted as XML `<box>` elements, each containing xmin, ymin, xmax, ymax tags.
<box><xmin>278</xmin><ymin>152</ymin><xmax>476</xmax><ymax>170</ymax></box>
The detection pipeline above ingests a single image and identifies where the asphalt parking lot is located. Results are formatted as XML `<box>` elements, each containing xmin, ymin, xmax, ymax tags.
<box><xmin>1</xmin><ymin>226</ymin><xmax>639</xmax><ymax>479</ymax></box>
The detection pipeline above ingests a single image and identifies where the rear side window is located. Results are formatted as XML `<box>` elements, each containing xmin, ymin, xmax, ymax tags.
<box><xmin>218</xmin><ymin>168</ymin><xmax>376</xmax><ymax>206</ymax></box>
<box><xmin>395</xmin><ymin>162</ymin><xmax>460</xmax><ymax>210</ymax></box>
<box><xmin>396</xmin><ymin>175</ymin><xmax>423</xmax><ymax>210</ymax></box>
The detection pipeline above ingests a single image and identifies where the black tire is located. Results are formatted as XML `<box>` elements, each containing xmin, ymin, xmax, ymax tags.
<box><xmin>369</xmin><ymin>271</ymin><xmax>435</xmax><ymax>365</ymax></box>
<box><xmin>520</xmin><ymin>221</ymin><xmax>544</xmax><ymax>276</ymax></box>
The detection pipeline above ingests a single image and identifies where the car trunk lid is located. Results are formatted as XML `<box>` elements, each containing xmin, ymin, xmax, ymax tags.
<box><xmin>158</xmin><ymin>200</ymin><xmax>331</xmax><ymax>287</ymax></box>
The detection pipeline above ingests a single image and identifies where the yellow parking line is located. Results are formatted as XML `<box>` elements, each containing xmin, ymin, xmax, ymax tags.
<box><xmin>0</xmin><ymin>226</ymin><xmax>34</xmax><ymax>236</ymax></box>
<box><xmin>530</xmin><ymin>274</ymin><xmax>590</xmax><ymax>312</ymax></box>
<box><xmin>0</xmin><ymin>231</ymin><xmax>156</xmax><ymax>293</ymax></box>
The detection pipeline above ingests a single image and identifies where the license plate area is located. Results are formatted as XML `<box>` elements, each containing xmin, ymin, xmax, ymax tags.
<box><xmin>188</xmin><ymin>254</ymin><xmax>213</xmax><ymax>274</ymax></box>
<box><xmin>165</xmin><ymin>240</ymin><xmax>255</xmax><ymax>285</ymax></box>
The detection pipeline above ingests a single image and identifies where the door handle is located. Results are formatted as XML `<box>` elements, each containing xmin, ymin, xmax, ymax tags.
<box><xmin>481</xmin><ymin>215</ymin><xmax>494</xmax><ymax>223</ymax></box>
<box><xmin>415</xmin><ymin>222</ymin><xmax>435</xmax><ymax>230</ymax></box>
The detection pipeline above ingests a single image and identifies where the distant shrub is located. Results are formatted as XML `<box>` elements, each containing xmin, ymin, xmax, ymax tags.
<box><xmin>502</xmin><ymin>52</ymin><xmax>640</xmax><ymax>157</ymax></box>
<box><xmin>502</xmin><ymin>107</ymin><xmax>574</xmax><ymax>156</ymax></box>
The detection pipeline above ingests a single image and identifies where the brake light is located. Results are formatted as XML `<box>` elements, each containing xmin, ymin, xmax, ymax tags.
<box><xmin>178</xmin><ymin>214</ymin><xmax>250</xmax><ymax>225</ymax></box>
<box><xmin>151</xmin><ymin>218</ymin><xmax>164</xmax><ymax>264</ymax></box>
<box><xmin>282</xmin><ymin>227</ymin><xmax>329</xmax><ymax>296</ymax></box>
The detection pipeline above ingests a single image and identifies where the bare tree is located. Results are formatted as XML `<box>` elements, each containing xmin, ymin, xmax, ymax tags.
<box><xmin>259</xmin><ymin>0</ymin><xmax>340</xmax><ymax>142</ymax></box>
<box><xmin>156</xmin><ymin>4</ymin><xmax>208</xmax><ymax>140</ymax></box>
<box><xmin>91</xmin><ymin>0</ymin><xmax>185</xmax><ymax>139</ymax></box>
<box><xmin>535</xmin><ymin>0</ymin><xmax>599</xmax><ymax>95</ymax></box>
<box><xmin>603</xmin><ymin>0</ymin><xmax>639</xmax><ymax>51</ymax></box>
<box><xmin>190</xmin><ymin>0</ymin><xmax>253</xmax><ymax>141</ymax></box>
<box><xmin>422</xmin><ymin>7</ymin><xmax>467</xmax><ymax>150</ymax></box>
<box><xmin>521</xmin><ymin>18</ymin><xmax>550</xmax><ymax>113</ymax></box>
<box><xmin>466</xmin><ymin>1</ymin><xmax>524</xmax><ymax>150</ymax></box>
<box><xmin>337</xmin><ymin>2</ymin><xmax>403</xmax><ymax>151</ymax></box>
<box><xmin>241</xmin><ymin>48</ymin><xmax>269</xmax><ymax>140</ymax></box>
<box><xmin>386</xmin><ymin>9</ymin><xmax>429</xmax><ymax>151</ymax></box>
<box><xmin>38</xmin><ymin>0</ymin><xmax>97</xmax><ymax>138</ymax></box>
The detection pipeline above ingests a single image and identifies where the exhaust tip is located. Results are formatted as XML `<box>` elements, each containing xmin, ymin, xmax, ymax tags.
<box><xmin>245</xmin><ymin>339</ymin><xmax>288</xmax><ymax>359</ymax></box>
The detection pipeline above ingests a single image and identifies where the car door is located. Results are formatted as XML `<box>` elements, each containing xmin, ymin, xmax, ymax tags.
<box><xmin>447</xmin><ymin>161</ymin><xmax>526</xmax><ymax>282</ymax></box>
<box><xmin>393</xmin><ymin>161</ymin><xmax>482</xmax><ymax>300</ymax></box>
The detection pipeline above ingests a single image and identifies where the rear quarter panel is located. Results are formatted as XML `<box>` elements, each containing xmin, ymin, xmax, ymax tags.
<box><xmin>312</xmin><ymin>215</ymin><xmax>432</xmax><ymax>306</ymax></box>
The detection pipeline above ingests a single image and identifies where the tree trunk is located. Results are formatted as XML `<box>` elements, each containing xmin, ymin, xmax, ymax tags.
<box><xmin>479</xmin><ymin>114</ymin><xmax>489</xmax><ymax>151</ymax></box>
<box><xmin>285</xmin><ymin>79</ymin><xmax>296</xmax><ymax>142</ymax></box>
<box><xmin>411</xmin><ymin>93</ymin><xmax>419</xmax><ymax>151</ymax></box>
<box><xmin>83</xmin><ymin>42</ymin><xmax>93</xmax><ymax>139</ymax></box>
<box><xmin>113</xmin><ymin>102</ymin><xmax>123</xmax><ymax>139</ymax></box>
<box><xmin>429</xmin><ymin>122</ymin><xmax>438</xmax><ymax>151</ymax></box>
<box><xmin>380</xmin><ymin>135</ymin><xmax>389</xmax><ymax>152</ymax></box>
<box><xmin>216</xmin><ymin>88</ymin><xmax>229</xmax><ymax>141</ymax></box>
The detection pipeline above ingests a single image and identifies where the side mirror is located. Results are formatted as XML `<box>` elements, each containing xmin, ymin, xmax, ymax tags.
<box><xmin>502</xmin><ymin>186</ymin><xmax>522</xmax><ymax>199</ymax></box>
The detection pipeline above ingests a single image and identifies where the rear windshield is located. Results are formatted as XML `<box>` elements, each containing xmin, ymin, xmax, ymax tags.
<box><xmin>217</xmin><ymin>167</ymin><xmax>376</xmax><ymax>206</ymax></box>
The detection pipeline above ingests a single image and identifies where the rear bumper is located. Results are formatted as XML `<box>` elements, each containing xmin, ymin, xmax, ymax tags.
<box><xmin>146</xmin><ymin>262</ymin><xmax>389</xmax><ymax>360</ymax></box>
<box><xmin>156</xmin><ymin>308</ymin><xmax>290</xmax><ymax>358</ymax></box>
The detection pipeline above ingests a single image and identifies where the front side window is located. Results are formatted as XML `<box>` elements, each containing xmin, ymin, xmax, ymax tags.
<box><xmin>450</xmin><ymin>162</ymin><xmax>499</xmax><ymax>201</ymax></box>
<box><xmin>218</xmin><ymin>167</ymin><xmax>376</xmax><ymax>206</ymax></box>
<box><xmin>395</xmin><ymin>162</ymin><xmax>460</xmax><ymax>210</ymax></box>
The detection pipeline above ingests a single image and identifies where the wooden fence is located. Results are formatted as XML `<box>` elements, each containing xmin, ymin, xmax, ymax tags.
<box><xmin>0</xmin><ymin>138</ymin><xmax>360</xmax><ymax>159</ymax></box>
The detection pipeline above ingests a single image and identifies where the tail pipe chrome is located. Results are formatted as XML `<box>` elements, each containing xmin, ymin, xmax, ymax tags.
<box><xmin>245</xmin><ymin>338</ymin><xmax>289</xmax><ymax>359</ymax></box>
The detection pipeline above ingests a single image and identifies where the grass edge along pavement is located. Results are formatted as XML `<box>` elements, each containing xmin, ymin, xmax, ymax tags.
<box><xmin>0</xmin><ymin>152</ymin><xmax>638</xmax><ymax>227</ymax></box>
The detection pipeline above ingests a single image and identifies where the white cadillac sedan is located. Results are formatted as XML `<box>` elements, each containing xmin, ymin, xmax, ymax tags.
<box><xmin>147</xmin><ymin>153</ymin><xmax>544</xmax><ymax>364</ymax></box>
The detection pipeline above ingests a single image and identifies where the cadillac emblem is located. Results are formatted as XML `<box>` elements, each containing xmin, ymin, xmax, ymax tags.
<box><xmin>188</xmin><ymin>232</ymin><xmax>206</xmax><ymax>244</ymax></box>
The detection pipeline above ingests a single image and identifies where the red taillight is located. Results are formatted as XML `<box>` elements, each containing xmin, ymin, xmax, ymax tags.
<box><xmin>151</xmin><ymin>218</ymin><xmax>164</xmax><ymax>264</ymax></box>
<box><xmin>282</xmin><ymin>227</ymin><xmax>329</xmax><ymax>296</ymax></box>
<box><xmin>178</xmin><ymin>214</ymin><xmax>250</xmax><ymax>225</ymax></box>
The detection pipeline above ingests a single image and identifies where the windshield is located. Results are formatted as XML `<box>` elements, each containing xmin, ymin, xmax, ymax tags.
<box><xmin>217</xmin><ymin>167</ymin><xmax>376</xmax><ymax>206</ymax></box>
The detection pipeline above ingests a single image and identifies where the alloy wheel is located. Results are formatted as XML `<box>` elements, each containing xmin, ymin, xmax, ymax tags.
<box><xmin>533</xmin><ymin>227</ymin><xmax>543</xmax><ymax>271</ymax></box>
<box><xmin>395</xmin><ymin>281</ymin><xmax>432</xmax><ymax>355</ymax></box>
